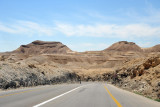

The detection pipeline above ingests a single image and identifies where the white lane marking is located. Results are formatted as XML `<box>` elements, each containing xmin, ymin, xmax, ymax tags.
<box><xmin>33</xmin><ymin>85</ymin><xmax>86</xmax><ymax>107</ymax></box>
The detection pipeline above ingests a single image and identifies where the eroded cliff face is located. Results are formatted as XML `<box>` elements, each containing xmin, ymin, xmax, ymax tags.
<box><xmin>0</xmin><ymin>61</ymin><xmax>78</xmax><ymax>89</ymax></box>
<box><xmin>114</xmin><ymin>55</ymin><xmax>160</xmax><ymax>99</ymax></box>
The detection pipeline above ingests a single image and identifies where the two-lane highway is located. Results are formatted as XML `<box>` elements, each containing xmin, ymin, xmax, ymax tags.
<box><xmin>0</xmin><ymin>82</ymin><xmax>159</xmax><ymax>107</ymax></box>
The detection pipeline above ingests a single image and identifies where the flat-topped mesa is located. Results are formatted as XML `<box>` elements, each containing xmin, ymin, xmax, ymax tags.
<box><xmin>104</xmin><ymin>41</ymin><xmax>143</xmax><ymax>52</ymax></box>
<box><xmin>13</xmin><ymin>40</ymin><xmax>72</xmax><ymax>55</ymax></box>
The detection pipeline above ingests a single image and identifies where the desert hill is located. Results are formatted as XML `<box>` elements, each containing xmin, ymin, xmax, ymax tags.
<box><xmin>144</xmin><ymin>44</ymin><xmax>160</xmax><ymax>52</ymax></box>
<box><xmin>104</xmin><ymin>41</ymin><xmax>143</xmax><ymax>52</ymax></box>
<box><xmin>13</xmin><ymin>40</ymin><xmax>72</xmax><ymax>55</ymax></box>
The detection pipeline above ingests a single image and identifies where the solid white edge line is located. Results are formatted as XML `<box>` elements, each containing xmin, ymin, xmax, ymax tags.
<box><xmin>33</xmin><ymin>85</ymin><xmax>86</xmax><ymax>107</ymax></box>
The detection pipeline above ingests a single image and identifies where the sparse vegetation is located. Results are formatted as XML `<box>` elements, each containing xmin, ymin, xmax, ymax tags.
<box><xmin>134</xmin><ymin>91</ymin><xmax>143</xmax><ymax>96</ymax></box>
<box><xmin>154</xmin><ymin>99</ymin><xmax>160</xmax><ymax>102</ymax></box>
<box><xmin>134</xmin><ymin>91</ymin><xmax>160</xmax><ymax>102</ymax></box>
<box><xmin>146</xmin><ymin>96</ymin><xmax>152</xmax><ymax>100</ymax></box>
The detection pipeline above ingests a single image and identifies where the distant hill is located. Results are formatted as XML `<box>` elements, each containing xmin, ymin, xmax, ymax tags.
<box><xmin>13</xmin><ymin>40</ymin><xmax>72</xmax><ymax>55</ymax></box>
<box><xmin>144</xmin><ymin>44</ymin><xmax>160</xmax><ymax>52</ymax></box>
<box><xmin>103</xmin><ymin>41</ymin><xmax>143</xmax><ymax>52</ymax></box>
<box><xmin>4</xmin><ymin>40</ymin><xmax>160</xmax><ymax>55</ymax></box>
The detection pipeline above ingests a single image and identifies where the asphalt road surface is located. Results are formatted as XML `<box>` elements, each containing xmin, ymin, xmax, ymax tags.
<box><xmin>0</xmin><ymin>82</ymin><xmax>159</xmax><ymax>107</ymax></box>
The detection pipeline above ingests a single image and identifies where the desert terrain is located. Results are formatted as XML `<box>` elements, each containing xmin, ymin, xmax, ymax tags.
<box><xmin>0</xmin><ymin>40</ymin><xmax>160</xmax><ymax>100</ymax></box>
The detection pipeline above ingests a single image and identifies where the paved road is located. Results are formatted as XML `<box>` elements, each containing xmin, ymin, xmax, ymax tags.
<box><xmin>0</xmin><ymin>82</ymin><xmax>159</xmax><ymax>107</ymax></box>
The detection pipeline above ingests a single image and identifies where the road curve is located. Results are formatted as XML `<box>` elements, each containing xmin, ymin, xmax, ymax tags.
<box><xmin>0</xmin><ymin>82</ymin><xmax>159</xmax><ymax>107</ymax></box>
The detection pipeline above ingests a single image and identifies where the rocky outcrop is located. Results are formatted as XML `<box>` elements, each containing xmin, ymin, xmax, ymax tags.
<box><xmin>13</xmin><ymin>40</ymin><xmax>72</xmax><ymax>55</ymax></box>
<box><xmin>114</xmin><ymin>56</ymin><xmax>160</xmax><ymax>99</ymax></box>
<box><xmin>104</xmin><ymin>41</ymin><xmax>143</xmax><ymax>52</ymax></box>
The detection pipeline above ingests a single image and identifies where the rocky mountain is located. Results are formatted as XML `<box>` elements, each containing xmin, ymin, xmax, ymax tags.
<box><xmin>13</xmin><ymin>40</ymin><xmax>72</xmax><ymax>55</ymax></box>
<box><xmin>104</xmin><ymin>41</ymin><xmax>143</xmax><ymax>52</ymax></box>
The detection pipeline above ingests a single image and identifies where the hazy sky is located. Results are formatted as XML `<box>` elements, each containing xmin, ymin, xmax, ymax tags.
<box><xmin>0</xmin><ymin>0</ymin><xmax>160</xmax><ymax>52</ymax></box>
